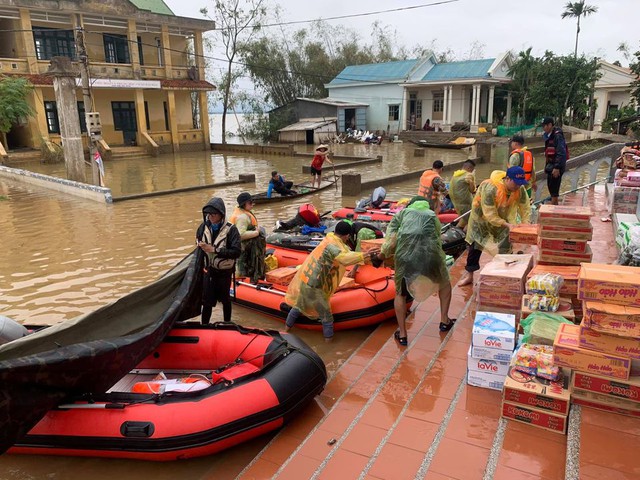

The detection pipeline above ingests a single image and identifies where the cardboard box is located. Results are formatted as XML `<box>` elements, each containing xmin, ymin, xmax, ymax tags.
<box><xmin>537</xmin><ymin>237</ymin><xmax>589</xmax><ymax>253</ymax></box>
<box><xmin>571</xmin><ymin>389</ymin><xmax>640</xmax><ymax>418</ymax></box>
<box><xmin>503</xmin><ymin>367</ymin><xmax>571</xmax><ymax>415</ymax></box>
<box><xmin>467</xmin><ymin>347</ymin><xmax>510</xmax><ymax>376</ymax></box>
<box><xmin>613</xmin><ymin>185</ymin><xmax>640</xmax><ymax>204</ymax></box>
<box><xmin>539</xmin><ymin>224</ymin><xmax>593</xmax><ymax>241</ymax></box>
<box><xmin>502</xmin><ymin>401</ymin><xmax>567</xmax><ymax>434</ymax></box>
<box><xmin>553</xmin><ymin>323</ymin><xmax>632</xmax><ymax>379</ymax></box>
<box><xmin>336</xmin><ymin>276</ymin><xmax>356</xmax><ymax>291</ymax></box>
<box><xmin>527</xmin><ymin>265</ymin><xmax>580</xmax><ymax>296</ymax></box>
<box><xmin>579</xmin><ymin>320</ymin><xmax>640</xmax><ymax>359</ymax></box>
<box><xmin>360</xmin><ymin>238</ymin><xmax>394</xmax><ymax>267</ymax></box>
<box><xmin>472</xmin><ymin>311</ymin><xmax>517</xmax><ymax>352</ymax></box>
<box><xmin>510</xmin><ymin>224</ymin><xmax>539</xmax><ymax>245</ymax></box>
<box><xmin>571</xmin><ymin>371</ymin><xmax>640</xmax><ymax>404</ymax></box>
<box><xmin>475</xmin><ymin>306</ymin><xmax>521</xmax><ymax>329</ymax></box>
<box><xmin>477</xmin><ymin>287</ymin><xmax>523</xmax><ymax>309</ymax></box>
<box><xmin>627</xmin><ymin>171</ymin><xmax>640</xmax><ymax>183</ymax></box>
<box><xmin>265</xmin><ymin>266</ymin><xmax>298</xmax><ymax>285</ymax></box>
<box><xmin>521</xmin><ymin>295</ymin><xmax>575</xmax><ymax>323</ymax></box>
<box><xmin>467</xmin><ymin>370</ymin><xmax>506</xmax><ymax>391</ymax></box>
<box><xmin>538</xmin><ymin>245</ymin><xmax>592</xmax><ymax>266</ymax></box>
<box><xmin>578</xmin><ymin>263</ymin><xmax>640</xmax><ymax>307</ymax></box>
<box><xmin>471</xmin><ymin>345</ymin><xmax>513</xmax><ymax>362</ymax></box>
<box><xmin>582</xmin><ymin>301</ymin><xmax>640</xmax><ymax>338</ymax></box>
<box><xmin>478</xmin><ymin>254</ymin><xmax>533</xmax><ymax>293</ymax></box>
<box><xmin>538</xmin><ymin>204</ymin><xmax>592</xmax><ymax>227</ymax></box>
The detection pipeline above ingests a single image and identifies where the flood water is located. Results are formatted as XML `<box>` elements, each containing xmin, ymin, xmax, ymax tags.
<box><xmin>0</xmin><ymin>139</ymin><xmax>564</xmax><ymax>479</ymax></box>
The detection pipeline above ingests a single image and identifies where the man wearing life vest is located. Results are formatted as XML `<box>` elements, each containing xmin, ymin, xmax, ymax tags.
<box><xmin>457</xmin><ymin>167</ymin><xmax>531</xmax><ymax>287</ymax></box>
<box><xmin>418</xmin><ymin>160</ymin><xmax>447</xmax><ymax>212</ymax></box>
<box><xmin>284</xmin><ymin>221</ymin><xmax>379</xmax><ymax>342</ymax></box>
<box><xmin>196</xmin><ymin>197</ymin><xmax>242</xmax><ymax>323</ymax></box>
<box><xmin>449</xmin><ymin>159</ymin><xmax>476</xmax><ymax>229</ymax></box>
<box><xmin>509</xmin><ymin>134</ymin><xmax>537</xmax><ymax>199</ymax></box>
<box><xmin>230</xmin><ymin>192</ymin><xmax>266</xmax><ymax>283</ymax></box>
<box><xmin>310</xmin><ymin>144</ymin><xmax>334</xmax><ymax>188</ymax></box>
<box><xmin>541</xmin><ymin>117</ymin><xmax>568</xmax><ymax>205</ymax></box>
<box><xmin>378</xmin><ymin>197</ymin><xmax>456</xmax><ymax>345</ymax></box>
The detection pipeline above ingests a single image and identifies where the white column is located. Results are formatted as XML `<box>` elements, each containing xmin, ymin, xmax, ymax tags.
<box><xmin>475</xmin><ymin>85</ymin><xmax>482</xmax><ymax>124</ymax></box>
<box><xmin>487</xmin><ymin>85</ymin><xmax>495</xmax><ymax>124</ymax></box>
<box><xmin>470</xmin><ymin>85</ymin><xmax>478</xmax><ymax>133</ymax></box>
<box><xmin>506</xmin><ymin>92</ymin><xmax>512</xmax><ymax>127</ymax></box>
<box><xmin>447</xmin><ymin>85</ymin><xmax>453</xmax><ymax>124</ymax></box>
<box><xmin>442</xmin><ymin>86</ymin><xmax>449</xmax><ymax>132</ymax></box>
<box><xmin>399</xmin><ymin>88</ymin><xmax>407</xmax><ymax>132</ymax></box>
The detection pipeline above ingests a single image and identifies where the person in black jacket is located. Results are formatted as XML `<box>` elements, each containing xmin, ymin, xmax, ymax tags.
<box><xmin>541</xmin><ymin>117</ymin><xmax>568</xmax><ymax>205</ymax></box>
<box><xmin>196</xmin><ymin>197</ymin><xmax>241</xmax><ymax>324</ymax></box>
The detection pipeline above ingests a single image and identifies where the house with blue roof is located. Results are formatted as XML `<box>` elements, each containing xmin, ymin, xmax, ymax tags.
<box><xmin>325</xmin><ymin>52</ymin><xmax>513</xmax><ymax>134</ymax></box>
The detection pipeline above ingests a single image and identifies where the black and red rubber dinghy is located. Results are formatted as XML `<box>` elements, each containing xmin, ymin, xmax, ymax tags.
<box><xmin>9</xmin><ymin>322</ymin><xmax>327</xmax><ymax>461</ymax></box>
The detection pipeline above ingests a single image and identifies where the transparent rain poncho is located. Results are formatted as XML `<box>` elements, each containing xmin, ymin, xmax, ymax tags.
<box><xmin>381</xmin><ymin>199</ymin><xmax>449</xmax><ymax>302</ymax></box>
<box><xmin>285</xmin><ymin>233</ymin><xmax>364</xmax><ymax>319</ymax></box>
<box><xmin>449</xmin><ymin>169</ymin><xmax>476</xmax><ymax>217</ymax></box>
<box><xmin>465</xmin><ymin>170</ymin><xmax>531</xmax><ymax>256</ymax></box>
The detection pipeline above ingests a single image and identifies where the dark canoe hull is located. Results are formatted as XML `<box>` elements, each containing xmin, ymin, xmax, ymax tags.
<box><xmin>410</xmin><ymin>140</ymin><xmax>474</xmax><ymax>149</ymax></box>
<box><xmin>0</xmin><ymin>250</ymin><xmax>206</xmax><ymax>453</ymax></box>
<box><xmin>252</xmin><ymin>175</ymin><xmax>339</xmax><ymax>204</ymax></box>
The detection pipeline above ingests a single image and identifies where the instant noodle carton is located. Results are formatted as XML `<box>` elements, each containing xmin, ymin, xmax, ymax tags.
<box><xmin>582</xmin><ymin>301</ymin><xmax>640</xmax><ymax>338</ymax></box>
<box><xmin>503</xmin><ymin>367</ymin><xmax>571</xmax><ymax>415</ymax></box>
<box><xmin>521</xmin><ymin>296</ymin><xmax>575</xmax><ymax>323</ymax></box>
<box><xmin>579</xmin><ymin>320</ymin><xmax>640</xmax><ymax>359</ymax></box>
<box><xmin>571</xmin><ymin>371</ymin><xmax>640</xmax><ymax>404</ymax></box>
<box><xmin>527</xmin><ymin>265</ymin><xmax>580</xmax><ymax>296</ymax></box>
<box><xmin>360</xmin><ymin>238</ymin><xmax>394</xmax><ymax>267</ymax></box>
<box><xmin>571</xmin><ymin>389</ymin><xmax>640</xmax><ymax>418</ymax></box>
<box><xmin>538</xmin><ymin>205</ymin><xmax>592</xmax><ymax>227</ymax></box>
<box><xmin>467</xmin><ymin>347</ymin><xmax>510</xmax><ymax>376</ymax></box>
<box><xmin>501</xmin><ymin>401</ymin><xmax>568</xmax><ymax>434</ymax></box>
<box><xmin>472</xmin><ymin>311</ymin><xmax>516</xmax><ymax>352</ymax></box>
<box><xmin>265</xmin><ymin>266</ymin><xmax>298</xmax><ymax>285</ymax></box>
<box><xmin>553</xmin><ymin>324</ymin><xmax>631</xmax><ymax>379</ymax></box>
<box><xmin>537</xmin><ymin>237</ymin><xmax>589</xmax><ymax>253</ymax></box>
<box><xmin>578</xmin><ymin>263</ymin><xmax>640</xmax><ymax>307</ymax></box>
<box><xmin>478</xmin><ymin>254</ymin><xmax>533</xmax><ymax>293</ymax></box>
<box><xmin>509</xmin><ymin>224</ymin><xmax>539</xmax><ymax>245</ymax></box>
<box><xmin>539</xmin><ymin>224</ymin><xmax>593</xmax><ymax>241</ymax></box>
<box><xmin>476</xmin><ymin>288</ymin><xmax>523</xmax><ymax>309</ymax></box>
<box><xmin>538</xmin><ymin>245</ymin><xmax>593</xmax><ymax>266</ymax></box>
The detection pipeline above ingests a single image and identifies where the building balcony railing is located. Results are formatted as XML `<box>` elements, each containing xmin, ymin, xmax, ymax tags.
<box><xmin>0</xmin><ymin>58</ymin><xmax>29</xmax><ymax>74</ymax></box>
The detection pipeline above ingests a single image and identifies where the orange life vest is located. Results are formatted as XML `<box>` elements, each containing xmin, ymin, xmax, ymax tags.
<box><xmin>417</xmin><ymin>170</ymin><xmax>441</xmax><ymax>203</ymax></box>
<box><xmin>229</xmin><ymin>207</ymin><xmax>258</xmax><ymax>226</ymax></box>
<box><xmin>511</xmin><ymin>148</ymin><xmax>534</xmax><ymax>181</ymax></box>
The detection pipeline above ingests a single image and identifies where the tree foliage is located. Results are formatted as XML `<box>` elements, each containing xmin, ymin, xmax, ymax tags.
<box><xmin>0</xmin><ymin>76</ymin><xmax>33</xmax><ymax>137</ymax></box>
<box><xmin>629</xmin><ymin>45</ymin><xmax>640</xmax><ymax>107</ymax></box>
<box><xmin>561</xmin><ymin>1</ymin><xmax>598</xmax><ymax>57</ymax></box>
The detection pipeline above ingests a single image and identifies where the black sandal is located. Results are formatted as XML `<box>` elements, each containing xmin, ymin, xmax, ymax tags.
<box><xmin>394</xmin><ymin>330</ymin><xmax>408</xmax><ymax>346</ymax></box>
<box><xmin>439</xmin><ymin>318</ymin><xmax>457</xmax><ymax>332</ymax></box>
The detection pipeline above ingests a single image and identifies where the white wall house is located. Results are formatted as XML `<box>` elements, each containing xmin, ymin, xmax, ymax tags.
<box><xmin>593</xmin><ymin>61</ymin><xmax>638</xmax><ymax>132</ymax></box>
<box><xmin>326</xmin><ymin>53</ymin><xmax>513</xmax><ymax>134</ymax></box>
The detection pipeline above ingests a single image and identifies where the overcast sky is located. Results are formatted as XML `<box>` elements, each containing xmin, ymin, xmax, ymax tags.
<box><xmin>165</xmin><ymin>0</ymin><xmax>638</xmax><ymax>67</ymax></box>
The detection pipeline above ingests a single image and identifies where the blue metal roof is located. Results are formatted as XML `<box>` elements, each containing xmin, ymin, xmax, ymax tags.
<box><xmin>328</xmin><ymin>59</ymin><xmax>420</xmax><ymax>86</ymax></box>
<box><xmin>422</xmin><ymin>59</ymin><xmax>495</xmax><ymax>81</ymax></box>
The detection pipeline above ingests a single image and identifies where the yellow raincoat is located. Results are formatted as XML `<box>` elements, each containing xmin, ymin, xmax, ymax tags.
<box><xmin>449</xmin><ymin>170</ymin><xmax>475</xmax><ymax>215</ymax></box>
<box><xmin>285</xmin><ymin>233</ymin><xmax>365</xmax><ymax>319</ymax></box>
<box><xmin>465</xmin><ymin>170</ymin><xmax>531</xmax><ymax>254</ymax></box>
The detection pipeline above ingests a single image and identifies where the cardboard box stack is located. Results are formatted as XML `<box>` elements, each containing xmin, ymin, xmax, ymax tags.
<box><xmin>467</xmin><ymin>311</ymin><xmax>516</xmax><ymax>391</ymax></box>
<box><xmin>554</xmin><ymin>263</ymin><xmax>640</xmax><ymax>417</ymax></box>
<box><xmin>526</xmin><ymin>265</ymin><xmax>581</xmax><ymax>324</ymax></box>
<box><xmin>537</xmin><ymin>205</ymin><xmax>593</xmax><ymax>266</ymax></box>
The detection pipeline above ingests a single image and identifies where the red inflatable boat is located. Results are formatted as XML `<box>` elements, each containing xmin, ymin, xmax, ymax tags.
<box><xmin>9</xmin><ymin>323</ymin><xmax>326</xmax><ymax>461</ymax></box>
<box><xmin>332</xmin><ymin>202</ymin><xmax>458</xmax><ymax>224</ymax></box>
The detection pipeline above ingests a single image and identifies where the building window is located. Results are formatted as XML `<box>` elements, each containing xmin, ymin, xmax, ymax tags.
<box><xmin>163</xmin><ymin>101</ymin><xmax>169</xmax><ymax>130</ymax></box>
<box><xmin>144</xmin><ymin>101</ymin><xmax>150</xmax><ymax>130</ymax></box>
<box><xmin>43</xmin><ymin>101</ymin><xmax>86</xmax><ymax>134</ymax></box>
<box><xmin>137</xmin><ymin>36</ymin><xmax>144</xmax><ymax>65</ymax></box>
<box><xmin>33</xmin><ymin>27</ymin><xmax>75</xmax><ymax>60</ymax></box>
<box><xmin>388</xmin><ymin>105</ymin><xmax>399</xmax><ymax>121</ymax></box>
<box><xmin>416</xmin><ymin>100</ymin><xmax>423</xmax><ymax>118</ymax></box>
<box><xmin>433</xmin><ymin>92</ymin><xmax>444</xmax><ymax>113</ymax></box>
<box><xmin>156</xmin><ymin>38</ymin><xmax>163</xmax><ymax>66</ymax></box>
<box><xmin>103</xmin><ymin>33</ymin><xmax>130</xmax><ymax>64</ymax></box>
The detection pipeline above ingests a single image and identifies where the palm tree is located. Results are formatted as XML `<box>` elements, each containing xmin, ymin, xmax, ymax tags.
<box><xmin>561</xmin><ymin>1</ymin><xmax>598</xmax><ymax>57</ymax></box>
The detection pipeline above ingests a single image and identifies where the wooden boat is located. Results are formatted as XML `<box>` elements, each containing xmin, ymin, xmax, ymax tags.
<box><xmin>233</xmin><ymin>249</ymin><xmax>399</xmax><ymax>331</ymax></box>
<box><xmin>0</xmin><ymin>250</ymin><xmax>206</xmax><ymax>453</ymax></box>
<box><xmin>252</xmin><ymin>174</ymin><xmax>339</xmax><ymax>204</ymax></box>
<box><xmin>8</xmin><ymin>323</ymin><xmax>326</xmax><ymax>461</ymax></box>
<box><xmin>410</xmin><ymin>137</ymin><xmax>476</xmax><ymax>149</ymax></box>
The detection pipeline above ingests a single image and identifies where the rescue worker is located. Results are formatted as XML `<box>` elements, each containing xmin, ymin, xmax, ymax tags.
<box><xmin>230</xmin><ymin>192</ymin><xmax>266</xmax><ymax>283</ymax></box>
<box><xmin>418</xmin><ymin>160</ymin><xmax>447</xmax><ymax>212</ymax></box>
<box><xmin>541</xmin><ymin>117</ymin><xmax>568</xmax><ymax>205</ymax></box>
<box><xmin>284</xmin><ymin>221</ymin><xmax>379</xmax><ymax>342</ymax></box>
<box><xmin>196</xmin><ymin>197</ymin><xmax>242</xmax><ymax>323</ymax></box>
<box><xmin>457</xmin><ymin>167</ymin><xmax>531</xmax><ymax>287</ymax></box>
<box><xmin>508</xmin><ymin>134</ymin><xmax>537</xmax><ymax>199</ymax></box>
<box><xmin>377</xmin><ymin>197</ymin><xmax>455</xmax><ymax>346</ymax></box>
<box><xmin>267</xmin><ymin>170</ymin><xmax>296</xmax><ymax>197</ymax></box>
<box><xmin>449</xmin><ymin>159</ymin><xmax>476</xmax><ymax>229</ymax></box>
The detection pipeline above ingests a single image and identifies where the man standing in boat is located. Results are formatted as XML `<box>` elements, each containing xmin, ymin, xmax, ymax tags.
<box><xmin>284</xmin><ymin>221</ymin><xmax>379</xmax><ymax>342</ymax></box>
<box><xmin>418</xmin><ymin>160</ymin><xmax>448</xmax><ymax>212</ymax></box>
<box><xmin>197</xmin><ymin>197</ymin><xmax>242</xmax><ymax>323</ymax></box>
<box><xmin>230</xmin><ymin>192</ymin><xmax>267</xmax><ymax>284</ymax></box>
<box><xmin>457</xmin><ymin>167</ymin><xmax>531</xmax><ymax>287</ymax></box>
<box><xmin>310</xmin><ymin>144</ymin><xmax>334</xmax><ymax>189</ymax></box>
<box><xmin>508</xmin><ymin>135</ymin><xmax>537</xmax><ymax>199</ymax></box>
<box><xmin>377</xmin><ymin>197</ymin><xmax>455</xmax><ymax>346</ymax></box>
<box><xmin>541</xmin><ymin>117</ymin><xmax>567</xmax><ymax>205</ymax></box>
<box><xmin>267</xmin><ymin>170</ymin><xmax>296</xmax><ymax>197</ymax></box>
<box><xmin>449</xmin><ymin>159</ymin><xmax>476</xmax><ymax>229</ymax></box>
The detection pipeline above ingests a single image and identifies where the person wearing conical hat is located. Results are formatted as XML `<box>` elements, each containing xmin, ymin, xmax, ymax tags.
<box><xmin>310</xmin><ymin>144</ymin><xmax>334</xmax><ymax>188</ymax></box>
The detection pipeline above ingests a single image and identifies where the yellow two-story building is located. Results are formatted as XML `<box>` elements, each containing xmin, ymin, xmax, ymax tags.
<box><xmin>0</xmin><ymin>0</ymin><xmax>215</xmax><ymax>154</ymax></box>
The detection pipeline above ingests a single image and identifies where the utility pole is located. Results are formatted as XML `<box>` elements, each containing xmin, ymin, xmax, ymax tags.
<box><xmin>75</xmin><ymin>25</ymin><xmax>101</xmax><ymax>186</ymax></box>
